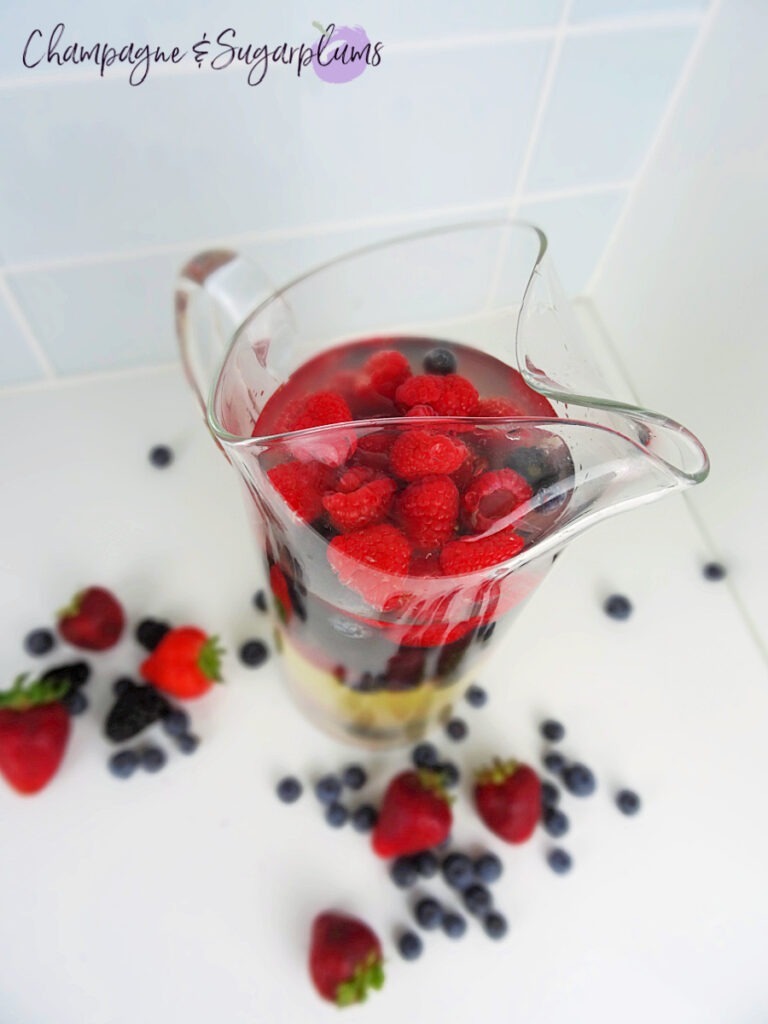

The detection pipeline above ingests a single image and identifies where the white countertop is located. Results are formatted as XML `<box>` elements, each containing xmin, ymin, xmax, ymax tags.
<box><xmin>1</xmin><ymin>364</ymin><xmax>767</xmax><ymax>1024</ymax></box>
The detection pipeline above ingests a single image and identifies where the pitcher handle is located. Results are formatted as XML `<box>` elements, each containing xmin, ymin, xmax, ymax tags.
<box><xmin>174</xmin><ymin>249</ymin><xmax>274</xmax><ymax>418</ymax></box>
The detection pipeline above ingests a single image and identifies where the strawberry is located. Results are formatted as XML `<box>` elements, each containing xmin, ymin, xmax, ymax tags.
<box><xmin>0</xmin><ymin>674</ymin><xmax>70</xmax><ymax>795</ymax></box>
<box><xmin>57</xmin><ymin>586</ymin><xmax>124</xmax><ymax>651</ymax></box>
<box><xmin>309</xmin><ymin>911</ymin><xmax>385</xmax><ymax>1007</ymax></box>
<box><xmin>474</xmin><ymin>758</ymin><xmax>541</xmax><ymax>844</ymax></box>
<box><xmin>140</xmin><ymin>627</ymin><xmax>224</xmax><ymax>699</ymax></box>
<box><xmin>371</xmin><ymin>769</ymin><xmax>452</xmax><ymax>857</ymax></box>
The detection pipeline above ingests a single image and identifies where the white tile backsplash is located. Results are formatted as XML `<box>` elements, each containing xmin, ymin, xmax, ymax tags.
<box><xmin>0</xmin><ymin>1</ymin><xmax>712</xmax><ymax>385</ymax></box>
<box><xmin>525</xmin><ymin>27</ymin><xmax>697</xmax><ymax>190</ymax></box>
<box><xmin>0</xmin><ymin>286</ymin><xmax>46</xmax><ymax>385</ymax></box>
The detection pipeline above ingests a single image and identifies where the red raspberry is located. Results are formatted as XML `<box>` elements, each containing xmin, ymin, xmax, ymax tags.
<box><xmin>431</xmin><ymin>374</ymin><xmax>479</xmax><ymax>416</ymax></box>
<box><xmin>274</xmin><ymin>390</ymin><xmax>356</xmax><ymax>466</ymax></box>
<box><xmin>461</xmin><ymin>469</ymin><xmax>533</xmax><ymax>533</ymax></box>
<box><xmin>390</xmin><ymin>431</ymin><xmax>468</xmax><ymax>481</ymax></box>
<box><xmin>269</xmin><ymin>564</ymin><xmax>293</xmax><ymax>623</ymax></box>
<box><xmin>406</xmin><ymin>404</ymin><xmax>437</xmax><ymax>417</ymax></box>
<box><xmin>409</xmin><ymin>552</ymin><xmax>443</xmax><ymax>577</ymax></box>
<box><xmin>267</xmin><ymin>460</ymin><xmax>333</xmax><ymax>522</ymax></box>
<box><xmin>355</xmin><ymin>430</ymin><xmax>396</xmax><ymax>471</ymax></box>
<box><xmin>395</xmin><ymin>374</ymin><xmax>444</xmax><ymax>411</ymax></box>
<box><xmin>440</xmin><ymin>526</ymin><xmax>525</xmax><ymax>575</ymax></box>
<box><xmin>476</xmin><ymin>397</ymin><xmax>525</xmax><ymax>417</ymax></box>
<box><xmin>397</xmin><ymin>475</ymin><xmax>459</xmax><ymax>550</ymax></box>
<box><xmin>275</xmin><ymin>390</ymin><xmax>352</xmax><ymax>433</ymax></box>
<box><xmin>323</xmin><ymin>477</ymin><xmax>397</xmax><ymax>533</ymax></box>
<box><xmin>328</xmin><ymin>524</ymin><xmax>413</xmax><ymax>610</ymax></box>
<box><xmin>337</xmin><ymin>465</ymin><xmax>376</xmax><ymax>493</ymax></box>
<box><xmin>451</xmin><ymin>447</ymin><xmax>489</xmax><ymax>492</ymax></box>
<box><xmin>363</xmin><ymin>350</ymin><xmax>412</xmax><ymax>400</ymax></box>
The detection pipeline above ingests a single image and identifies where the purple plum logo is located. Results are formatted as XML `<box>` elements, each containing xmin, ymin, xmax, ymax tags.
<box><xmin>311</xmin><ymin>21</ymin><xmax>380</xmax><ymax>83</ymax></box>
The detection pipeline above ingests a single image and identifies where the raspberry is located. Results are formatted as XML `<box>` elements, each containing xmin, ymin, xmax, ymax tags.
<box><xmin>431</xmin><ymin>374</ymin><xmax>479</xmax><ymax>416</ymax></box>
<box><xmin>363</xmin><ymin>350</ymin><xmax>412</xmax><ymax>400</ymax></box>
<box><xmin>323</xmin><ymin>477</ymin><xmax>397</xmax><ymax>533</ymax></box>
<box><xmin>267</xmin><ymin>460</ymin><xmax>332</xmax><ymax>521</ymax></box>
<box><xmin>390</xmin><ymin>431</ymin><xmax>468</xmax><ymax>481</ymax></box>
<box><xmin>274</xmin><ymin>390</ymin><xmax>352</xmax><ymax>433</ymax></box>
<box><xmin>440</xmin><ymin>526</ymin><xmax>525</xmax><ymax>575</ymax></box>
<box><xmin>269</xmin><ymin>564</ymin><xmax>293</xmax><ymax>623</ymax></box>
<box><xmin>409</xmin><ymin>552</ymin><xmax>443</xmax><ymax>577</ymax></box>
<box><xmin>476</xmin><ymin>397</ymin><xmax>525</xmax><ymax>417</ymax></box>
<box><xmin>451</xmin><ymin>448</ymin><xmax>489</xmax><ymax>492</ymax></box>
<box><xmin>337</xmin><ymin>465</ymin><xmax>376</xmax><ymax>493</ymax></box>
<box><xmin>274</xmin><ymin>390</ymin><xmax>356</xmax><ymax>466</ymax></box>
<box><xmin>355</xmin><ymin>430</ymin><xmax>396</xmax><ymax>471</ymax></box>
<box><xmin>461</xmin><ymin>469</ymin><xmax>533</xmax><ymax>533</ymax></box>
<box><xmin>328</xmin><ymin>524</ymin><xmax>413</xmax><ymax>609</ymax></box>
<box><xmin>406</xmin><ymin>405</ymin><xmax>437</xmax><ymax>417</ymax></box>
<box><xmin>397</xmin><ymin>476</ymin><xmax>459</xmax><ymax>550</ymax></box>
<box><xmin>395</xmin><ymin>375</ymin><xmax>445</xmax><ymax>411</ymax></box>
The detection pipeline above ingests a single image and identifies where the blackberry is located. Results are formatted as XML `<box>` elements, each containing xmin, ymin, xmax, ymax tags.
<box><xmin>105</xmin><ymin>682</ymin><xmax>170</xmax><ymax>742</ymax></box>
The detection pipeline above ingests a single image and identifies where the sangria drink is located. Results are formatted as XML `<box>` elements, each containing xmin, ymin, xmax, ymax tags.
<box><xmin>251</xmin><ymin>335</ymin><xmax>573</xmax><ymax>746</ymax></box>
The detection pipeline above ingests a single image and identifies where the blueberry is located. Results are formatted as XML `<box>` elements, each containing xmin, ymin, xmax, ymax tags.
<box><xmin>441</xmin><ymin>852</ymin><xmax>471</xmax><ymax>889</ymax></box>
<box><xmin>441</xmin><ymin>912</ymin><xmax>467</xmax><ymax>939</ymax></box>
<box><xmin>239</xmin><ymin>639</ymin><xmax>269</xmax><ymax>668</ymax></box>
<box><xmin>562</xmin><ymin>762</ymin><xmax>596</xmax><ymax>797</ymax></box>
<box><xmin>547</xmin><ymin>848</ymin><xmax>573</xmax><ymax>874</ymax></box>
<box><xmin>703</xmin><ymin>561</ymin><xmax>726</xmax><ymax>581</ymax></box>
<box><xmin>276</xmin><ymin>776</ymin><xmax>302</xmax><ymax>803</ymax></box>
<box><xmin>62</xmin><ymin>689</ymin><xmax>88</xmax><ymax>716</ymax></box>
<box><xmin>149</xmin><ymin>444</ymin><xmax>173</xmax><ymax>468</ymax></box>
<box><xmin>423</xmin><ymin>347</ymin><xmax>457</xmax><ymax>375</ymax></box>
<box><xmin>474</xmin><ymin>852</ymin><xmax>503</xmax><ymax>885</ymax></box>
<box><xmin>341</xmin><ymin>764</ymin><xmax>367</xmax><ymax>790</ymax></box>
<box><xmin>541</xmin><ymin>719</ymin><xmax>565</xmax><ymax>742</ymax></box>
<box><xmin>135</xmin><ymin>619</ymin><xmax>171</xmax><ymax>652</ymax></box>
<box><xmin>253</xmin><ymin>589</ymin><xmax>268</xmax><ymax>612</ymax></box>
<box><xmin>397</xmin><ymin>930</ymin><xmax>423</xmax><ymax>961</ymax></box>
<box><xmin>463</xmin><ymin>884</ymin><xmax>492</xmax><ymax>916</ymax></box>
<box><xmin>162</xmin><ymin>708</ymin><xmax>190</xmax><ymax>738</ymax></box>
<box><xmin>604</xmin><ymin>594</ymin><xmax>633</xmax><ymax>621</ymax></box>
<box><xmin>109</xmin><ymin>749</ymin><xmax>139</xmax><ymax>779</ymax></box>
<box><xmin>616</xmin><ymin>789</ymin><xmax>642</xmax><ymax>816</ymax></box>
<box><xmin>351</xmin><ymin>804</ymin><xmax>378</xmax><ymax>832</ymax></box>
<box><xmin>543</xmin><ymin>752</ymin><xmax>566</xmax><ymax>775</ymax></box>
<box><xmin>542</xmin><ymin>807</ymin><xmax>569</xmax><ymax>838</ymax></box>
<box><xmin>24</xmin><ymin>628</ymin><xmax>55</xmax><ymax>657</ymax></box>
<box><xmin>314</xmin><ymin>774</ymin><xmax>342</xmax><ymax>804</ymax></box>
<box><xmin>483</xmin><ymin>911</ymin><xmax>508</xmax><ymax>940</ymax></box>
<box><xmin>465</xmin><ymin>684</ymin><xmax>487</xmax><ymax>708</ymax></box>
<box><xmin>414</xmin><ymin>850</ymin><xmax>439</xmax><ymax>878</ymax></box>
<box><xmin>391</xmin><ymin>857</ymin><xmax>419</xmax><ymax>889</ymax></box>
<box><xmin>176</xmin><ymin>733</ymin><xmax>200</xmax><ymax>755</ymax></box>
<box><xmin>141</xmin><ymin>745</ymin><xmax>167</xmax><ymax>773</ymax></box>
<box><xmin>415</xmin><ymin>898</ymin><xmax>443</xmax><ymax>930</ymax></box>
<box><xmin>445</xmin><ymin>718</ymin><xmax>468</xmax><ymax>742</ymax></box>
<box><xmin>325</xmin><ymin>802</ymin><xmax>349</xmax><ymax>828</ymax></box>
<box><xmin>439</xmin><ymin>762</ymin><xmax>460</xmax><ymax>788</ymax></box>
<box><xmin>541</xmin><ymin>781</ymin><xmax>560</xmax><ymax>807</ymax></box>
<box><xmin>412</xmin><ymin>742</ymin><xmax>439</xmax><ymax>769</ymax></box>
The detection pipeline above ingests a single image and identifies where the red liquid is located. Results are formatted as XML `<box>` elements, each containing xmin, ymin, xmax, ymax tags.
<box><xmin>252</xmin><ymin>337</ymin><xmax>572</xmax><ymax>745</ymax></box>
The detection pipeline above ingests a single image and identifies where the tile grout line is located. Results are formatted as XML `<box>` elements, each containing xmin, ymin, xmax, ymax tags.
<box><xmin>482</xmin><ymin>0</ymin><xmax>574</xmax><ymax>309</ymax></box>
<box><xmin>0</xmin><ymin>9</ymin><xmax>707</xmax><ymax>92</ymax></box>
<box><xmin>0</xmin><ymin>359</ymin><xmax>180</xmax><ymax>398</ymax></box>
<box><xmin>584</xmin><ymin>0</ymin><xmax>723</xmax><ymax>295</ymax></box>
<box><xmin>3</xmin><ymin>183</ymin><xmax>631</xmax><ymax>277</ymax></box>
<box><xmin>0</xmin><ymin>273</ymin><xmax>56</xmax><ymax>379</ymax></box>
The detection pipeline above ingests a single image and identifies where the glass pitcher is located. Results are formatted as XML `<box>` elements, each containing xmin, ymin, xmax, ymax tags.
<box><xmin>175</xmin><ymin>219</ymin><xmax>708</xmax><ymax>749</ymax></box>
